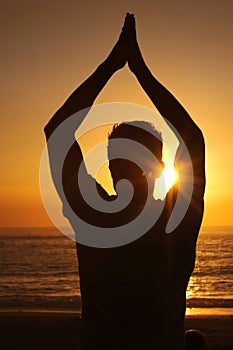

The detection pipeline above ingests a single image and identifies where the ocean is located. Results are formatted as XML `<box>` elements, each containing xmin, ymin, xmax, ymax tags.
<box><xmin>0</xmin><ymin>226</ymin><xmax>232</xmax><ymax>315</ymax></box>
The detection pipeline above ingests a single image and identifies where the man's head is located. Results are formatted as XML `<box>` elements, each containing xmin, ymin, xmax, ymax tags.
<box><xmin>108</xmin><ymin>121</ymin><xmax>164</xmax><ymax>199</ymax></box>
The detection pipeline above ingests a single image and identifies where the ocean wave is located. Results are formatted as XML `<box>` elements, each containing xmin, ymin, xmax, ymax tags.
<box><xmin>187</xmin><ymin>298</ymin><xmax>233</xmax><ymax>308</ymax></box>
<box><xmin>1</xmin><ymin>295</ymin><xmax>233</xmax><ymax>310</ymax></box>
<box><xmin>0</xmin><ymin>295</ymin><xmax>82</xmax><ymax>310</ymax></box>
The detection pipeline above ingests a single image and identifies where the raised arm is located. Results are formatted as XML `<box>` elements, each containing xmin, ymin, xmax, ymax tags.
<box><xmin>44</xmin><ymin>14</ymin><xmax>131</xmax><ymax>140</ymax></box>
<box><xmin>44</xmin><ymin>14</ymin><xmax>131</xmax><ymax>208</ymax></box>
<box><xmin>128</xmin><ymin>14</ymin><xmax>205</xmax><ymax>227</ymax></box>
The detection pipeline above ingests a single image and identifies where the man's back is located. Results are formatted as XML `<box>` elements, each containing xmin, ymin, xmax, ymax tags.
<box><xmin>72</xmin><ymin>184</ymin><xmax>203</xmax><ymax>349</ymax></box>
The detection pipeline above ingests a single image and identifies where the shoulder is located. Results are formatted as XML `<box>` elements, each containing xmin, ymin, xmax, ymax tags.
<box><xmin>162</xmin><ymin>180</ymin><xmax>204</xmax><ymax>238</ymax></box>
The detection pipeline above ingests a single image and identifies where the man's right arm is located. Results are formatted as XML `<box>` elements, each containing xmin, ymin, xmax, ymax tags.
<box><xmin>128</xmin><ymin>14</ymin><xmax>205</xmax><ymax>229</ymax></box>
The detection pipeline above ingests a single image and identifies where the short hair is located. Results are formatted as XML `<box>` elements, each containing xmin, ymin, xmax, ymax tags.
<box><xmin>107</xmin><ymin>121</ymin><xmax>162</xmax><ymax>160</ymax></box>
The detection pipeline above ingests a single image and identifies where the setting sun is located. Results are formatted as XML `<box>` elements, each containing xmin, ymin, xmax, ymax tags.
<box><xmin>153</xmin><ymin>164</ymin><xmax>178</xmax><ymax>200</ymax></box>
<box><xmin>162</xmin><ymin>165</ymin><xmax>178</xmax><ymax>190</ymax></box>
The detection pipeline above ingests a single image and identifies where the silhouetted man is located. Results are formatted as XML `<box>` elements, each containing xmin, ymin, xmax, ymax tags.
<box><xmin>44</xmin><ymin>13</ymin><xmax>205</xmax><ymax>350</ymax></box>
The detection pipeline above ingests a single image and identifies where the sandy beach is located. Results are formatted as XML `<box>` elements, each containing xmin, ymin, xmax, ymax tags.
<box><xmin>0</xmin><ymin>310</ymin><xmax>232</xmax><ymax>350</ymax></box>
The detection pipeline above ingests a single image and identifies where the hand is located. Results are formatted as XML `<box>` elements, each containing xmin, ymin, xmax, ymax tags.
<box><xmin>105</xmin><ymin>13</ymin><xmax>131</xmax><ymax>71</ymax></box>
<box><xmin>128</xmin><ymin>14</ymin><xmax>144</xmax><ymax>74</ymax></box>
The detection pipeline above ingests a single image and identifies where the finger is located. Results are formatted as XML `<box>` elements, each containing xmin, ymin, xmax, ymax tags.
<box><xmin>123</xmin><ymin>13</ymin><xmax>131</xmax><ymax>28</ymax></box>
<box><xmin>127</xmin><ymin>15</ymin><xmax>136</xmax><ymax>37</ymax></box>
<box><xmin>130</xmin><ymin>14</ymin><xmax>136</xmax><ymax>28</ymax></box>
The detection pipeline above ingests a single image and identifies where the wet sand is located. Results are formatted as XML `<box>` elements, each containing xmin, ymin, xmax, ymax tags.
<box><xmin>0</xmin><ymin>310</ymin><xmax>232</xmax><ymax>349</ymax></box>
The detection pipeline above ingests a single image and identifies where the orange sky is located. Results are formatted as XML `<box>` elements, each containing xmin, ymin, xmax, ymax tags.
<box><xmin>1</xmin><ymin>1</ymin><xmax>233</xmax><ymax>227</ymax></box>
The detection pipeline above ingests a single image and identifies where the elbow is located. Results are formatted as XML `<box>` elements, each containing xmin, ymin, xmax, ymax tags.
<box><xmin>44</xmin><ymin>123</ymin><xmax>49</xmax><ymax>134</ymax></box>
<box><xmin>198</xmin><ymin>129</ymin><xmax>205</xmax><ymax>158</ymax></box>
<box><xmin>43</xmin><ymin>124</ymin><xmax>50</xmax><ymax>140</ymax></box>
<box><xmin>191</xmin><ymin>124</ymin><xmax>205</xmax><ymax>147</ymax></box>
<box><xmin>44</xmin><ymin>121</ymin><xmax>54</xmax><ymax>140</ymax></box>
<box><xmin>190</xmin><ymin>126</ymin><xmax>205</xmax><ymax>155</ymax></box>
<box><xmin>197</xmin><ymin>127</ymin><xmax>205</xmax><ymax>147</ymax></box>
